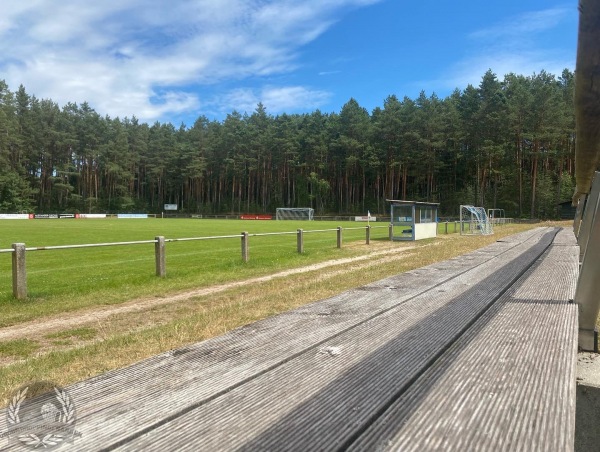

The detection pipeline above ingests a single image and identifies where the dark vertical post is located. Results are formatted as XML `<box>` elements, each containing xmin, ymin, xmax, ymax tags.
<box><xmin>297</xmin><ymin>229</ymin><xmax>304</xmax><ymax>254</ymax></box>
<box><xmin>241</xmin><ymin>232</ymin><xmax>249</xmax><ymax>262</ymax></box>
<box><xmin>337</xmin><ymin>227</ymin><xmax>343</xmax><ymax>249</ymax></box>
<box><xmin>366</xmin><ymin>225</ymin><xmax>371</xmax><ymax>245</ymax></box>
<box><xmin>445</xmin><ymin>221</ymin><xmax>448</xmax><ymax>234</ymax></box>
<box><xmin>12</xmin><ymin>243</ymin><xmax>27</xmax><ymax>299</ymax></box>
<box><xmin>389</xmin><ymin>223</ymin><xmax>393</xmax><ymax>241</ymax></box>
<box><xmin>155</xmin><ymin>236</ymin><xmax>166</xmax><ymax>277</ymax></box>
<box><xmin>573</xmin><ymin>0</ymin><xmax>600</xmax><ymax>203</ymax></box>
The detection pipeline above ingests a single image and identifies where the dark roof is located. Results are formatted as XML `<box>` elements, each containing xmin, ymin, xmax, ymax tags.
<box><xmin>386</xmin><ymin>200</ymin><xmax>440</xmax><ymax>207</ymax></box>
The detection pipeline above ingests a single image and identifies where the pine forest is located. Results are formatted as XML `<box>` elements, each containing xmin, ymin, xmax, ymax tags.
<box><xmin>0</xmin><ymin>69</ymin><xmax>576</xmax><ymax>218</ymax></box>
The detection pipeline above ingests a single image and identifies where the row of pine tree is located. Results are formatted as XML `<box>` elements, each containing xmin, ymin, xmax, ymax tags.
<box><xmin>0</xmin><ymin>69</ymin><xmax>576</xmax><ymax>218</ymax></box>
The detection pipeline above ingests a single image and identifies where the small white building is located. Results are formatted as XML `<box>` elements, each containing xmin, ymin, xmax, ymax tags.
<box><xmin>388</xmin><ymin>200</ymin><xmax>439</xmax><ymax>241</ymax></box>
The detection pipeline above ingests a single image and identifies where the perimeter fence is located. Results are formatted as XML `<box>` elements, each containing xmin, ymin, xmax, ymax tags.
<box><xmin>1</xmin><ymin>225</ymin><xmax>391</xmax><ymax>300</ymax></box>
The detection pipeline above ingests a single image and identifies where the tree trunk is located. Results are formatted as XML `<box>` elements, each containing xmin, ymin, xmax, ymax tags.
<box><xmin>530</xmin><ymin>143</ymin><xmax>539</xmax><ymax>218</ymax></box>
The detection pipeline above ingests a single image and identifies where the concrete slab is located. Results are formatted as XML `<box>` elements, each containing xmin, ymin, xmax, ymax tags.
<box><xmin>576</xmin><ymin>352</ymin><xmax>600</xmax><ymax>451</ymax></box>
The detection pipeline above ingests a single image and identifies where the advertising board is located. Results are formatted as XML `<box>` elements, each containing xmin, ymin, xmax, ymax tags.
<box><xmin>240</xmin><ymin>214</ymin><xmax>273</xmax><ymax>220</ymax></box>
<box><xmin>0</xmin><ymin>214</ymin><xmax>30</xmax><ymax>220</ymax></box>
<box><xmin>117</xmin><ymin>214</ymin><xmax>149</xmax><ymax>219</ymax></box>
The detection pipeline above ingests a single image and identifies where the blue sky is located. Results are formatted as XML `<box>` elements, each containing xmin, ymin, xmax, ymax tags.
<box><xmin>0</xmin><ymin>0</ymin><xmax>577</xmax><ymax>126</ymax></box>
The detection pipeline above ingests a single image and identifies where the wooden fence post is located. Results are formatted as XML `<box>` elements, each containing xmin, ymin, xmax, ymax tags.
<box><xmin>337</xmin><ymin>227</ymin><xmax>343</xmax><ymax>249</ymax></box>
<box><xmin>389</xmin><ymin>223</ymin><xmax>393</xmax><ymax>241</ymax></box>
<box><xmin>155</xmin><ymin>236</ymin><xmax>166</xmax><ymax>277</ymax></box>
<box><xmin>241</xmin><ymin>232</ymin><xmax>249</xmax><ymax>262</ymax></box>
<box><xmin>366</xmin><ymin>225</ymin><xmax>371</xmax><ymax>245</ymax></box>
<box><xmin>297</xmin><ymin>229</ymin><xmax>304</xmax><ymax>254</ymax></box>
<box><xmin>445</xmin><ymin>221</ymin><xmax>448</xmax><ymax>234</ymax></box>
<box><xmin>12</xmin><ymin>243</ymin><xmax>27</xmax><ymax>299</ymax></box>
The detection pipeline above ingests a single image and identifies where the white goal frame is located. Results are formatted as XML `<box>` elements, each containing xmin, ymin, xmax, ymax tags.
<box><xmin>459</xmin><ymin>205</ymin><xmax>493</xmax><ymax>235</ymax></box>
<box><xmin>276</xmin><ymin>207</ymin><xmax>314</xmax><ymax>221</ymax></box>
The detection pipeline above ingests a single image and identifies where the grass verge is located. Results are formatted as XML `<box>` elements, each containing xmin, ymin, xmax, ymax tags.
<box><xmin>0</xmin><ymin>339</ymin><xmax>40</xmax><ymax>359</ymax></box>
<box><xmin>0</xmin><ymin>219</ymin><xmax>394</xmax><ymax>327</ymax></box>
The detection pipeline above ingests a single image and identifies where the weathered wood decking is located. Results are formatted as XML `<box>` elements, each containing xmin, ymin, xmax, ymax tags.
<box><xmin>11</xmin><ymin>227</ymin><xmax>579</xmax><ymax>451</ymax></box>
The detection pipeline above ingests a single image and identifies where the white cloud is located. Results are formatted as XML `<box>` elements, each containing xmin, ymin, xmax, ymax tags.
<box><xmin>441</xmin><ymin>51</ymin><xmax>574</xmax><ymax>91</ymax></box>
<box><xmin>216</xmin><ymin>85</ymin><xmax>331</xmax><ymax>115</ymax></box>
<box><xmin>219</xmin><ymin>88</ymin><xmax>260</xmax><ymax>115</ymax></box>
<box><xmin>0</xmin><ymin>0</ymin><xmax>381</xmax><ymax>123</ymax></box>
<box><xmin>469</xmin><ymin>7</ymin><xmax>571</xmax><ymax>40</ymax></box>
<box><xmin>424</xmin><ymin>6</ymin><xmax>576</xmax><ymax>93</ymax></box>
<box><xmin>262</xmin><ymin>86</ymin><xmax>332</xmax><ymax>112</ymax></box>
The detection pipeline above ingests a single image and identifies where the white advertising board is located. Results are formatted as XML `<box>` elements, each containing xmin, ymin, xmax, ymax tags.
<box><xmin>0</xmin><ymin>214</ymin><xmax>30</xmax><ymax>220</ymax></box>
<box><xmin>78</xmin><ymin>214</ymin><xmax>107</xmax><ymax>219</ymax></box>
<box><xmin>117</xmin><ymin>214</ymin><xmax>148</xmax><ymax>219</ymax></box>
<box><xmin>355</xmin><ymin>216</ymin><xmax>376</xmax><ymax>222</ymax></box>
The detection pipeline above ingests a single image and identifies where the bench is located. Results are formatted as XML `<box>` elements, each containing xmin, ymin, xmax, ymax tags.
<box><xmin>7</xmin><ymin>227</ymin><xmax>577</xmax><ymax>451</ymax></box>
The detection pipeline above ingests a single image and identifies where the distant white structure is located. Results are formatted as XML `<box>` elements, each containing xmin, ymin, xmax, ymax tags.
<box><xmin>388</xmin><ymin>200</ymin><xmax>439</xmax><ymax>241</ymax></box>
<box><xmin>275</xmin><ymin>208</ymin><xmax>314</xmax><ymax>221</ymax></box>
<box><xmin>460</xmin><ymin>205</ymin><xmax>493</xmax><ymax>235</ymax></box>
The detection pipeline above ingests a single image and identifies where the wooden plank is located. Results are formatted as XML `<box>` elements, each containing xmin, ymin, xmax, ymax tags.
<box><xmin>113</xmin><ymin>229</ymin><xmax>559</xmax><ymax>451</ymax></box>
<box><xmin>350</xmin><ymin>229</ymin><xmax>578</xmax><ymax>451</ymax></box>
<box><xmin>553</xmin><ymin>227</ymin><xmax>578</xmax><ymax>246</ymax></box>
<box><xmin>0</xmin><ymin>227</ymin><xmax>557</xmax><ymax>451</ymax></box>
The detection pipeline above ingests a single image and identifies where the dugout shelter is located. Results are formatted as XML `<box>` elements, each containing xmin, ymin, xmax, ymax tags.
<box><xmin>387</xmin><ymin>200</ymin><xmax>439</xmax><ymax>241</ymax></box>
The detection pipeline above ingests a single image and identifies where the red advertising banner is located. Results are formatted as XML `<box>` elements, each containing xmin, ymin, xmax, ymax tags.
<box><xmin>240</xmin><ymin>214</ymin><xmax>273</xmax><ymax>220</ymax></box>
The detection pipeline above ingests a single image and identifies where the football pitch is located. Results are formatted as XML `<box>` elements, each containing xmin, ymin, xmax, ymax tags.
<box><xmin>0</xmin><ymin>219</ymin><xmax>391</xmax><ymax>324</ymax></box>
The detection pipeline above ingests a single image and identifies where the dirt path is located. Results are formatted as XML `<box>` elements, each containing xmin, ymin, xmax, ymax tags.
<box><xmin>0</xmin><ymin>245</ymin><xmax>417</xmax><ymax>342</ymax></box>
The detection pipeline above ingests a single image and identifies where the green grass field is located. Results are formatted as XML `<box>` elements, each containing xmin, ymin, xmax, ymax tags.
<box><xmin>0</xmin><ymin>218</ymin><xmax>401</xmax><ymax>326</ymax></box>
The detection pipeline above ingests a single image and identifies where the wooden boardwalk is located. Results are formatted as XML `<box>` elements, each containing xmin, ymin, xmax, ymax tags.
<box><xmin>9</xmin><ymin>227</ymin><xmax>579</xmax><ymax>451</ymax></box>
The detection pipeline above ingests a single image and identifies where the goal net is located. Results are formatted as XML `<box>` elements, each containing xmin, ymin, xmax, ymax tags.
<box><xmin>459</xmin><ymin>205</ymin><xmax>493</xmax><ymax>235</ymax></box>
<box><xmin>276</xmin><ymin>208</ymin><xmax>314</xmax><ymax>221</ymax></box>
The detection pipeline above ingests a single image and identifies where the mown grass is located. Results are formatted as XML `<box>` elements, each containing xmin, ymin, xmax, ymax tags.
<box><xmin>0</xmin><ymin>339</ymin><xmax>39</xmax><ymax>358</ymax></box>
<box><xmin>0</xmin><ymin>221</ymin><xmax>569</xmax><ymax>404</ymax></box>
<box><xmin>45</xmin><ymin>327</ymin><xmax>97</xmax><ymax>341</ymax></box>
<box><xmin>0</xmin><ymin>219</ymin><xmax>393</xmax><ymax>326</ymax></box>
